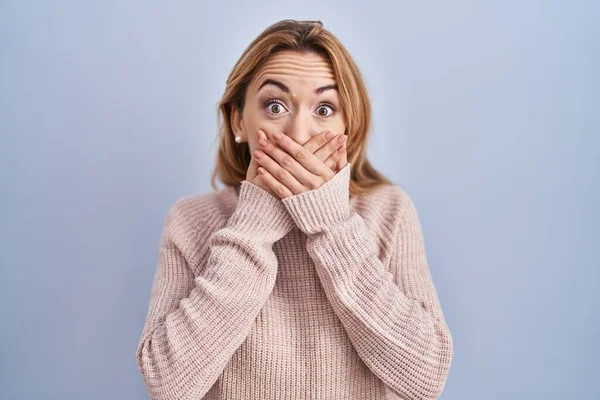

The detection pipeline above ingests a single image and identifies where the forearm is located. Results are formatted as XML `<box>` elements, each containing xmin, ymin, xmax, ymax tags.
<box><xmin>136</xmin><ymin>229</ymin><xmax>278</xmax><ymax>399</ymax></box>
<box><xmin>305</xmin><ymin>214</ymin><xmax>453</xmax><ymax>400</ymax></box>
<box><xmin>136</xmin><ymin>180</ymin><xmax>295</xmax><ymax>400</ymax></box>
<box><xmin>281</xmin><ymin>163</ymin><xmax>453</xmax><ymax>399</ymax></box>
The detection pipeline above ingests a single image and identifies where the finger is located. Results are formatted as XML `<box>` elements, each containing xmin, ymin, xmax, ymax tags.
<box><xmin>253</xmin><ymin>147</ymin><xmax>305</xmax><ymax>194</ymax></box>
<box><xmin>257</xmin><ymin>166</ymin><xmax>294</xmax><ymax>199</ymax></box>
<box><xmin>323</xmin><ymin>139</ymin><xmax>346</xmax><ymax>171</ymax></box>
<box><xmin>258</xmin><ymin>129</ymin><xmax>324</xmax><ymax>188</ymax></box>
<box><xmin>314</xmin><ymin>133</ymin><xmax>346</xmax><ymax>162</ymax></box>
<box><xmin>258</xmin><ymin>129</ymin><xmax>303</xmax><ymax>169</ymax></box>
<box><xmin>337</xmin><ymin>141</ymin><xmax>348</xmax><ymax>171</ymax></box>
<box><xmin>301</xmin><ymin>129</ymin><xmax>335</xmax><ymax>154</ymax></box>
<box><xmin>261</xmin><ymin>128</ymin><xmax>332</xmax><ymax>181</ymax></box>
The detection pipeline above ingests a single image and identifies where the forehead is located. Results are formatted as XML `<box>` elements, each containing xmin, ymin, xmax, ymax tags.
<box><xmin>252</xmin><ymin>51</ymin><xmax>336</xmax><ymax>90</ymax></box>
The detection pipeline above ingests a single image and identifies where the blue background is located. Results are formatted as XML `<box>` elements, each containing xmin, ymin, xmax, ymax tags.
<box><xmin>1</xmin><ymin>1</ymin><xmax>598</xmax><ymax>399</ymax></box>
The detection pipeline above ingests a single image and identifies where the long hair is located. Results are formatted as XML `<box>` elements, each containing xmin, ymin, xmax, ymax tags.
<box><xmin>211</xmin><ymin>19</ymin><xmax>392</xmax><ymax>197</ymax></box>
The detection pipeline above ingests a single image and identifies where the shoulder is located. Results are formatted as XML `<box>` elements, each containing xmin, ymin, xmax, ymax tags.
<box><xmin>352</xmin><ymin>182</ymin><xmax>424</xmax><ymax>262</ymax></box>
<box><xmin>166</xmin><ymin>187</ymin><xmax>237</xmax><ymax>229</ymax></box>
<box><xmin>353</xmin><ymin>182</ymin><xmax>421</xmax><ymax>227</ymax></box>
<box><xmin>160</xmin><ymin>186</ymin><xmax>238</xmax><ymax>266</ymax></box>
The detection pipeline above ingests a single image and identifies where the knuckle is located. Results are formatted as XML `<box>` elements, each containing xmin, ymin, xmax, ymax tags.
<box><xmin>276</xmin><ymin>168</ymin><xmax>287</xmax><ymax>180</ymax></box>
<box><xmin>295</xmin><ymin>149</ymin><xmax>308</xmax><ymax>161</ymax></box>
<box><xmin>281</xmin><ymin>155</ymin><xmax>294</xmax><ymax>167</ymax></box>
<box><xmin>276</xmin><ymin>185</ymin><xmax>287</xmax><ymax>196</ymax></box>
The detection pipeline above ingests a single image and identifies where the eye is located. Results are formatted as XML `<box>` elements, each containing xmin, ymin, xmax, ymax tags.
<box><xmin>263</xmin><ymin>100</ymin><xmax>288</xmax><ymax>116</ymax></box>
<box><xmin>262</xmin><ymin>99</ymin><xmax>337</xmax><ymax>119</ymax></box>
<box><xmin>315</xmin><ymin>103</ymin><xmax>337</xmax><ymax>119</ymax></box>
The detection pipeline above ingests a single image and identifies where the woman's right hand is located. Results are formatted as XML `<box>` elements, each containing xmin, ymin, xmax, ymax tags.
<box><xmin>247</xmin><ymin>156</ymin><xmax>278</xmax><ymax>197</ymax></box>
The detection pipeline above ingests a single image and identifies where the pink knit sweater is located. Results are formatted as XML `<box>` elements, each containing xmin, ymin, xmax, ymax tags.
<box><xmin>135</xmin><ymin>162</ymin><xmax>453</xmax><ymax>400</ymax></box>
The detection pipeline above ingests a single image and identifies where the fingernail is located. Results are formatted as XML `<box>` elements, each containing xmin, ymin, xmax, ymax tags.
<box><xmin>337</xmin><ymin>135</ymin><xmax>347</xmax><ymax>143</ymax></box>
<box><xmin>272</xmin><ymin>132</ymin><xmax>282</xmax><ymax>140</ymax></box>
<box><xmin>325</xmin><ymin>131</ymin><xmax>333</xmax><ymax>139</ymax></box>
<box><xmin>337</xmin><ymin>144</ymin><xmax>346</xmax><ymax>154</ymax></box>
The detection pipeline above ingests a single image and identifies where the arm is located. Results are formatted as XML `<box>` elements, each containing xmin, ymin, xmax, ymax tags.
<box><xmin>281</xmin><ymin>163</ymin><xmax>453</xmax><ymax>400</ymax></box>
<box><xmin>136</xmin><ymin>181</ymin><xmax>295</xmax><ymax>400</ymax></box>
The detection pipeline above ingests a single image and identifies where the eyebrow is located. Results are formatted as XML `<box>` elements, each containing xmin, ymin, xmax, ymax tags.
<box><xmin>257</xmin><ymin>78</ymin><xmax>338</xmax><ymax>95</ymax></box>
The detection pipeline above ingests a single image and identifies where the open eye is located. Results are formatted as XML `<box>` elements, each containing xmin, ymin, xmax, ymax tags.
<box><xmin>264</xmin><ymin>100</ymin><xmax>288</xmax><ymax>115</ymax></box>
<box><xmin>316</xmin><ymin>104</ymin><xmax>336</xmax><ymax>118</ymax></box>
<box><xmin>263</xmin><ymin>99</ymin><xmax>337</xmax><ymax>118</ymax></box>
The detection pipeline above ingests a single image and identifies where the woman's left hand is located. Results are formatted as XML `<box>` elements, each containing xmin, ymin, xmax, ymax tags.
<box><xmin>253</xmin><ymin>129</ymin><xmax>348</xmax><ymax>199</ymax></box>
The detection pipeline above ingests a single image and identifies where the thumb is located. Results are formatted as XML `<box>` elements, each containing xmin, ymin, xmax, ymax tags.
<box><xmin>247</xmin><ymin>155</ymin><xmax>258</xmax><ymax>181</ymax></box>
<box><xmin>337</xmin><ymin>147</ymin><xmax>348</xmax><ymax>171</ymax></box>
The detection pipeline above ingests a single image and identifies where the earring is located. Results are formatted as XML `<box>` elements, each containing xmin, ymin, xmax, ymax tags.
<box><xmin>234</xmin><ymin>135</ymin><xmax>242</xmax><ymax>143</ymax></box>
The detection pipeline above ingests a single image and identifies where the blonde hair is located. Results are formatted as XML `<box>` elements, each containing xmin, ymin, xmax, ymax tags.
<box><xmin>211</xmin><ymin>19</ymin><xmax>392</xmax><ymax>197</ymax></box>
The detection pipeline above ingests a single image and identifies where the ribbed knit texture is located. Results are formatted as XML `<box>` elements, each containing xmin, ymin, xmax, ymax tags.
<box><xmin>135</xmin><ymin>162</ymin><xmax>453</xmax><ymax>400</ymax></box>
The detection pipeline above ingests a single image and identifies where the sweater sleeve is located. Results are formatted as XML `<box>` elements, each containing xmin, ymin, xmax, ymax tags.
<box><xmin>281</xmin><ymin>163</ymin><xmax>454</xmax><ymax>400</ymax></box>
<box><xmin>136</xmin><ymin>181</ymin><xmax>295</xmax><ymax>400</ymax></box>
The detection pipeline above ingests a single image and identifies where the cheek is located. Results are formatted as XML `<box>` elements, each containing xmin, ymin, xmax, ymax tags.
<box><xmin>323</xmin><ymin>115</ymin><xmax>346</xmax><ymax>136</ymax></box>
<box><xmin>242</xmin><ymin>106</ymin><xmax>285</xmax><ymax>133</ymax></box>
<box><xmin>242</xmin><ymin>116</ymin><xmax>285</xmax><ymax>152</ymax></box>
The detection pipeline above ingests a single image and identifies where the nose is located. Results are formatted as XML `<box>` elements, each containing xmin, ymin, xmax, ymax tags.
<box><xmin>284</xmin><ymin>108</ymin><xmax>314</xmax><ymax>145</ymax></box>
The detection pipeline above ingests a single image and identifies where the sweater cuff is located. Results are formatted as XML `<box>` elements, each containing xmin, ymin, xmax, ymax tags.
<box><xmin>281</xmin><ymin>162</ymin><xmax>352</xmax><ymax>235</ymax></box>
<box><xmin>227</xmin><ymin>180</ymin><xmax>296</xmax><ymax>242</ymax></box>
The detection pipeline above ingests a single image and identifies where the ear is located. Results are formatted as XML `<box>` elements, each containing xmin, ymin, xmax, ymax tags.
<box><xmin>230</xmin><ymin>105</ymin><xmax>246</xmax><ymax>141</ymax></box>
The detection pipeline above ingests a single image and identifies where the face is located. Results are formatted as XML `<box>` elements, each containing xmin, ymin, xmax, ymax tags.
<box><xmin>230</xmin><ymin>50</ymin><xmax>346</xmax><ymax>156</ymax></box>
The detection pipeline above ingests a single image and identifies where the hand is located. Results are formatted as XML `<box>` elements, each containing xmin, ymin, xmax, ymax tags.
<box><xmin>253</xmin><ymin>128</ymin><xmax>348</xmax><ymax>199</ymax></box>
<box><xmin>246</xmin><ymin>149</ymin><xmax>279</xmax><ymax>197</ymax></box>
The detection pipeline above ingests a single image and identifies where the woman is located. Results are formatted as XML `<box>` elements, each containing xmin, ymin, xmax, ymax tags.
<box><xmin>136</xmin><ymin>19</ymin><xmax>453</xmax><ymax>400</ymax></box>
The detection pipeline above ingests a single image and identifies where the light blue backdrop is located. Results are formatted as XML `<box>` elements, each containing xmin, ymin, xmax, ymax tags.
<box><xmin>1</xmin><ymin>1</ymin><xmax>598</xmax><ymax>399</ymax></box>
